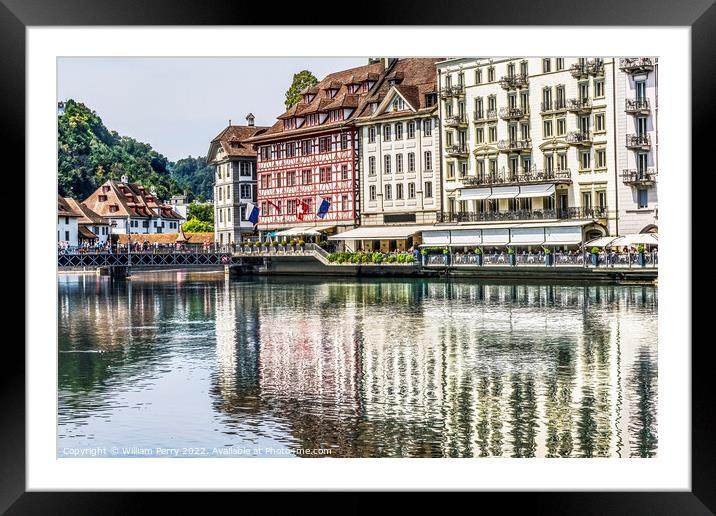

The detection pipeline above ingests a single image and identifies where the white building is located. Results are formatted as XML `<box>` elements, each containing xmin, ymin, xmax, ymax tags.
<box><xmin>342</xmin><ymin>58</ymin><xmax>443</xmax><ymax>253</ymax></box>
<box><xmin>615</xmin><ymin>58</ymin><xmax>659</xmax><ymax>235</ymax></box>
<box><xmin>82</xmin><ymin>177</ymin><xmax>184</xmax><ymax>235</ymax></box>
<box><xmin>65</xmin><ymin>197</ymin><xmax>111</xmax><ymax>244</ymax></box>
<box><xmin>435</xmin><ymin>57</ymin><xmax>658</xmax><ymax>247</ymax></box>
<box><xmin>57</xmin><ymin>195</ymin><xmax>80</xmax><ymax>246</ymax></box>
<box><xmin>208</xmin><ymin>115</ymin><xmax>268</xmax><ymax>245</ymax></box>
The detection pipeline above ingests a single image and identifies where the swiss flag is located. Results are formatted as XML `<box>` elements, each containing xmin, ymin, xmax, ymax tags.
<box><xmin>297</xmin><ymin>199</ymin><xmax>309</xmax><ymax>221</ymax></box>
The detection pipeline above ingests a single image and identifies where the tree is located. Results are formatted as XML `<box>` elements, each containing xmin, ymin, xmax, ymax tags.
<box><xmin>187</xmin><ymin>202</ymin><xmax>214</xmax><ymax>224</ymax></box>
<box><xmin>182</xmin><ymin>218</ymin><xmax>214</xmax><ymax>233</ymax></box>
<box><xmin>284</xmin><ymin>70</ymin><xmax>318</xmax><ymax>109</ymax></box>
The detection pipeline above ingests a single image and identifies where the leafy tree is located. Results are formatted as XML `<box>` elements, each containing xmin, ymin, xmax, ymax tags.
<box><xmin>58</xmin><ymin>99</ymin><xmax>183</xmax><ymax>201</ymax></box>
<box><xmin>171</xmin><ymin>156</ymin><xmax>214</xmax><ymax>201</ymax></box>
<box><xmin>187</xmin><ymin>202</ymin><xmax>214</xmax><ymax>224</ymax></box>
<box><xmin>284</xmin><ymin>70</ymin><xmax>318</xmax><ymax>109</ymax></box>
<box><xmin>182</xmin><ymin>218</ymin><xmax>214</xmax><ymax>233</ymax></box>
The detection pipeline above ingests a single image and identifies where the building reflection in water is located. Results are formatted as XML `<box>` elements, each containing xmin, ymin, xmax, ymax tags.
<box><xmin>211</xmin><ymin>278</ymin><xmax>658</xmax><ymax>458</ymax></box>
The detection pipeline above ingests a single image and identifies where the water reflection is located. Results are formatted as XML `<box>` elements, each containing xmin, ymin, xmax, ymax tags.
<box><xmin>58</xmin><ymin>274</ymin><xmax>658</xmax><ymax>457</ymax></box>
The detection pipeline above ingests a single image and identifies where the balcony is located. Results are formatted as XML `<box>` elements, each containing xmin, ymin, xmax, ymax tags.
<box><xmin>566</xmin><ymin>131</ymin><xmax>593</xmax><ymax>145</ymax></box>
<box><xmin>441</xmin><ymin>84</ymin><xmax>465</xmax><ymax>99</ymax></box>
<box><xmin>566</xmin><ymin>98</ymin><xmax>593</xmax><ymax>112</ymax></box>
<box><xmin>497</xmin><ymin>138</ymin><xmax>532</xmax><ymax>152</ymax></box>
<box><xmin>445</xmin><ymin>114</ymin><xmax>468</xmax><ymax>128</ymax></box>
<box><xmin>499</xmin><ymin>106</ymin><xmax>529</xmax><ymax>120</ymax></box>
<box><xmin>437</xmin><ymin>206</ymin><xmax>608</xmax><ymax>224</ymax></box>
<box><xmin>625</xmin><ymin>98</ymin><xmax>651</xmax><ymax>115</ymax></box>
<box><xmin>619</xmin><ymin>58</ymin><xmax>655</xmax><ymax>74</ymax></box>
<box><xmin>626</xmin><ymin>134</ymin><xmax>651</xmax><ymax>150</ymax></box>
<box><xmin>445</xmin><ymin>144</ymin><xmax>469</xmax><ymax>157</ymax></box>
<box><xmin>499</xmin><ymin>73</ymin><xmax>528</xmax><ymax>90</ymax></box>
<box><xmin>588</xmin><ymin>60</ymin><xmax>605</xmax><ymax>76</ymax></box>
<box><xmin>462</xmin><ymin>168</ymin><xmax>572</xmax><ymax>187</ymax></box>
<box><xmin>622</xmin><ymin>168</ymin><xmax>657</xmax><ymax>186</ymax></box>
<box><xmin>541</xmin><ymin>100</ymin><xmax>568</xmax><ymax>114</ymax></box>
<box><xmin>570</xmin><ymin>63</ymin><xmax>589</xmax><ymax>79</ymax></box>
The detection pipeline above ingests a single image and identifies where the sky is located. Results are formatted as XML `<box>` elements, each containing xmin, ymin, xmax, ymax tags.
<box><xmin>57</xmin><ymin>57</ymin><xmax>367</xmax><ymax>162</ymax></box>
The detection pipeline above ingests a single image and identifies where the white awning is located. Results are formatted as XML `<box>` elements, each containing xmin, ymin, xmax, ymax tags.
<box><xmin>459</xmin><ymin>188</ymin><xmax>492</xmax><ymax>200</ymax></box>
<box><xmin>328</xmin><ymin>225</ymin><xmax>431</xmax><ymax>240</ymax></box>
<box><xmin>509</xmin><ymin>227</ymin><xmax>546</xmax><ymax>245</ymax></box>
<box><xmin>488</xmin><ymin>186</ymin><xmax>520</xmax><ymax>199</ymax></box>
<box><xmin>274</xmin><ymin>227</ymin><xmax>321</xmax><ymax>237</ymax></box>
<box><xmin>544</xmin><ymin>225</ymin><xmax>584</xmax><ymax>245</ymax></box>
<box><xmin>422</xmin><ymin>230</ymin><xmax>450</xmax><ymax>246</ymax></box>
<box><xmin>585</xmin><ymin>236</ymin><xmax>618</xmax><ymax>247</ymax></box>
<box><xmin>609</xmin><ymin>233</ymin><xmax>658</xmax><ymax>247</ymax></box>
<box><xmin>481</xmin><ymin>228</ymin><xmax>511</xmax><ymax>245</ymax></box>
<box><xmin>516</xmin><ymin>184</ymin><xmax>556</xmax><ymax>198</ymax></box>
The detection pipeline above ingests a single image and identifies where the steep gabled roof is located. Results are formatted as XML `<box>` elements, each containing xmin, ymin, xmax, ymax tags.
<box><xmin>64</xmin><ymin>198</ymin><xmax>109</xmax><ymax>225</ymax></box>
<box><xmin>247</xmin><ymin>61</ymin><xmax>386</xmax><ymax>143</ymax></box>
<box><xmin>208</xmin><ymin>124</ymin><xmax>269</xmax><ymax>161</ymax></box>
<box><xmin>58</xmin><ymin>195</ymin><xmax>81</xmax><ymax>217</ymax></box>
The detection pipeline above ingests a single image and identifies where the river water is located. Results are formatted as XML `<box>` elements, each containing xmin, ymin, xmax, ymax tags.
<box><xmin>58</xmin><ymin>271</ymin><xmax>657</xmax><ymax>458</ymax></box>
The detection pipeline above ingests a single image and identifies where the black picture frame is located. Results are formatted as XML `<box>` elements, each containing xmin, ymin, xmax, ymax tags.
<box><xmin>3</xmin><ymin>0</ymin><xmax>708</xmax><ymax>511</ymax></box>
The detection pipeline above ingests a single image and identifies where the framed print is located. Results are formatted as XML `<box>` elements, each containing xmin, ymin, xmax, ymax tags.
<box><xmin>4</xmin><ymin>0</ymin><xmax>710</xmax><ymax>511</ymax></box>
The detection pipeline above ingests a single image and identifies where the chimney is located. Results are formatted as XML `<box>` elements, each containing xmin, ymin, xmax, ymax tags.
<box><xmin>121</xmin><ymin>175</ymin><xmax>128</xmax><ymax>184</ymax></box>
<box><xmin>246</xmin><ymin>113</ymin><xmax>255</xmax><ymax>127</ymax></box>
<box><xmin>228</xmin><ymin>119</ymin><xmax>232</xmax><ymax>126</ymax></box>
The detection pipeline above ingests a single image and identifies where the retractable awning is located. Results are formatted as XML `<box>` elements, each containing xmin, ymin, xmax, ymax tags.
<box><xmin>516</xmin><ymin>184</ymin><xmax>556</xmax><ymax>198</ymax></box>
<box><xmin>328</xmin><ymin>225</ymin><xmax>432</xmax><ymax>240</ymax></box>
<box><xmin>488</xmin><ymin>186</ymin><xmax>520</xmax><ymax>199</ymax></box>
<box><xmin>458</xmin><ymin>188</ymin><xmax>492</xmax><ymax>200</ymax></box>
<box><xmin>609</xmin><ymin>233</ymin><xmax>658</xmax><ymax>246</ymax></box>
<box><xmin>585</xmin><ymin>236</ymin><xmax>618</xmax><ymax>248</ymax></box>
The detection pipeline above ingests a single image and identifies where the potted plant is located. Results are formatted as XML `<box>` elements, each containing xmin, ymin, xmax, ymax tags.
<box><xmin>297</xmin><ymin>239</ymin><xmax>305</xmax><ymax>252</ymax></box>
<box><xmin>473</xmin><ymin>247</ymin><xmax>483</xmax><ymax>266</ymax></box>
<box><xmin>636</xmin><ymin>244</ymin><xmax>646</xmax><ymax>267</ymax></box>
<box><xmin>507</xmin><ymin>247</ymin><xmax>516</xmax><ymax>266</ymax></box>
<box><xmin>590</xmin><ymin>246</ymin><xmax>600</xmax><ymax>267</ymax></box>
<box><xmin>442</xmin><ymin>247</ymin><xmax>450</xmax><ymax>266</ymax></box>
<box><xmin>543</xmin><ymin>246</ymin><xmax>553</xmax><ymax>266</ymax></box>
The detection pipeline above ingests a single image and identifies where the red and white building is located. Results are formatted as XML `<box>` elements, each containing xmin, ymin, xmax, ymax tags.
<box><xmin>246</xmin><ymin>60</ymin><xmax>389</xmax><ymax>238</ymax></box>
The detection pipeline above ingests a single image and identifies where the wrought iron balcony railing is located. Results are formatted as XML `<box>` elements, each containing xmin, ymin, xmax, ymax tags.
<box><xmin>566</xmin><ymin>131</ymin><xmax>592</xmax><ymax>144</ymax></box>
<box><xmin>625</xmin><ymin>98</ymin><xmax>651</xmax><ymax>114</ymax></box>
<box><xmin>437</xmin><ymin>206</ymin><xmax>608</xmax><ymax>224</ymax></box>
<box><xmin>497</xmin><ymin>138</ymin><xmax>532</xmax><ymax>152</ymax></box>
<box><xmin>619</xmin><ymin>58</ymin><xmax>655</xmax><ymax>74</ymax></box>
<box><xmin>622</xmin><ymin>168</ymin><xmax>657</xmax><ymax>186</ymax></box>
<box><xmin>445</xmin><ymin>114</ymin><xmax>468</xmax><ymax>127</ymax></box>
<box><xmin>499</xmin><ymin>106</ymin><xmax>529</xmax><ymax>120</ymax></box>
<box><xmin>451</xmin><ymin>84</ymin><xmax>465</xmax><ymax>96</ymax></box>
<box><xmin>626</xmin><ymin>133</ymin><xmax>651</xmax><ymax>149</ymax></box>
<box><xmin>570</xmin><ymin>63</ymin><xmax>589</xmax><ymax>78</ymax></box>
<box><xmin>499</xmin><ymin>73</ymin><xmax>528</xmax><ymax>90</ymax></box>
<box><xmin>462</xmin><ymin>168</ymin><xmax>572</xmax><ymax>186</ymax></box>
<box><xmin>474</xmin><ymin>109</ymin><xmax>498</xmax><ymax>122</ymax></box>
<box><xmin>566</xmin><ymin>98</ymin><xmax>593</xmax><ymax>112</ymax></box>
<box><xmin>588</xmin><ymin>61</ymin><xmax>605</xmax><ymax>76</ymax></box>
<box><xmin>445</xmin><ymin>144</ymin><xmax>469</xmax><ymax>156</ymax></box>
<box><xmin>541</xmin><ymin>99</ymin><xmax>568</xmax><ymax>113</ymax></box>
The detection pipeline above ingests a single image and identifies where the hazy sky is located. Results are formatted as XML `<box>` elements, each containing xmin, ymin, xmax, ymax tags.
<box><xmin>58</xmin><ymin>57</ymin><xmax>367</xmax><ymax>161</ymax></box>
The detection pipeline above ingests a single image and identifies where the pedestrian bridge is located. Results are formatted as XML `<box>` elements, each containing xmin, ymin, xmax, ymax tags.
<box><xmin>57</xmin><ymin>250</ymin><xmax>238</xmax><ymax>269</ymax></box>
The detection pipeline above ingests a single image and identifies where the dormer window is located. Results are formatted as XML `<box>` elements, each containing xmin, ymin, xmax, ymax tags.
<box><xmin>98</xmin><ymin>195</ymin><xmax>107</xmax><ymax>202</ymax></box>
<box><xmin>327</xmin><ymin>88</ymin><xmax>338</xmax><ymax>98</ymax></box>
<box><xmin>303</xmin><ymin>94</ymin><xmax>315</xmax><ymax>103</ymax></box>
<box><xmin>370</xmin><ymin>102</ymin><xmax>378</xmax><ymax>113</ymax></box>
<box><xmin>109</xmin><ymin>205</ymin><xmax>118</xmax><ymax>213</ymax></box>
<box><xmin>391</xmin><ymin>97</ymin><xmax>405</xmax><ymax>111</ymax></box>
<box><xmin>348</xmin><ymin>84</ymin><xmax>360</xmax><ymax>93</ymax></box>
<box><xmin>306</xmin><ymin>113</ymin><xmax>320</xmax><ymax>126</ymax></box>
<box><xmin>102</xmin><ymin>185</ymin><xmax>110</xmax><ymax>193</ymax></box>
<box><xmin>425</xmin><ymin>93</ymin><xmax>437</xmax><ymax>107</ymax></box>
<box><xmin>329</xmin><ymin>110</ymin><xmax>343</xmax><ymax>122</ymax></box>
<box><xmin>283</xmin><ymin>118</ymin><xmax>296</xmax><ymax>130</ymax></box>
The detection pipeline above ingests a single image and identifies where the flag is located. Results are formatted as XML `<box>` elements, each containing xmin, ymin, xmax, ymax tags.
<box><xmin>297</xmin><ymin>199</ymin><xmax>309</xmax><ymax>221</ymax></box>
<box><xmin>246</xmin><ymin>202</ymin><xmax>259</xmax><ymax>224</ymax></box>
<box><xmin>317</xmin><ymin>198</ymin><xmax>331</xmax><ymax>219</ymax></box>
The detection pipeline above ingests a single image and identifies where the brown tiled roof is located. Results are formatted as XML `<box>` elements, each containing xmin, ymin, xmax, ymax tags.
<box><xmin>355</xmin><ymin>58</ymin><xmax>442</xmax><ymax>121</ymax></box>
<box><xmin>247</xmin><ymin>61</ymin><xmax>386</xmax><ymax>143</ymax></box>
<box><xmin>299</xmin><ymin>85</ymin><xmax>319</xmax><ymax>95</ymax></box>
<box><xmin>64</xmin><ymin>197</ymin><xmax>109</xmax><ymax>225</ymax></box>
<box><xmin>58</xmin><ymin>195</ymin><xmax>81</xmax><ymax>217</ymax></box>
<box><xmin>78</xmin><ymin>226</ymin><xmax>98</xmax><ymax>239</ymax></box>
<box><xmin>116</xmin><ymin>232</ymin><xmax>214</xmax><ymax>245</ymax></box>
<box><xmin>208</xmin><ymin>124</ymin><xmax>269</xmax><ymax>160</ymax></box>
<box><xmin>83</xmin><ymin>180</ymin><xmax>184</xmax><ymax>220</ymax></box>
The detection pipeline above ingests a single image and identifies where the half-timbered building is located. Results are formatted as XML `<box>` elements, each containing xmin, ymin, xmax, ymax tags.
<box><xmin>246</xmin><ymin>60</ymin><xmax>389</xmax><ymax>238</ymax></box>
